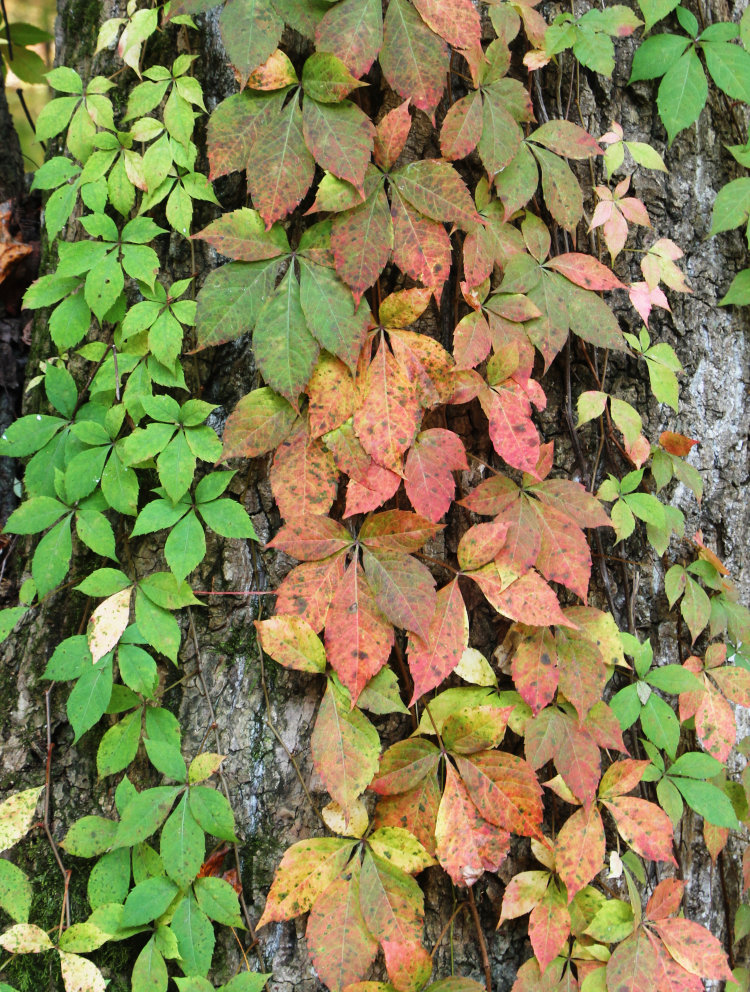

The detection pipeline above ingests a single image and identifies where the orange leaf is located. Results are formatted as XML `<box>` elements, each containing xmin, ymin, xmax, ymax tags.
<box><xmin>270</xmin><ymin>425</ymin><xmax>338</xmax><ymax>519</ymax></box>
<box><xmin>606</xmin><ymin>929</ymin><xmax>659</xmax><ymax>992</ymax></box>
<box><xmin>645</xmin><ymin>878</ymin><xmax>684</xmax><ymax>921</ymax></box>
<box><xmin>659</xmin><ymin>431</ymin><xmax>698</xmax><ymax>457</ymax></box>
<box><xmin>257</xmin><ymin>837</ymin><xmax>356</xmax><ymax>926</ymax></box>
<box><xmin>602</xmin><ymin>796</ymin><xmax>677</xmax><ymax>865</ymax></box>
<box><xmin>695</xmin><ymin>686</ymin><xmax>735</xmax><ymax>762</ymax></box>
<box><xmin>274</xmin><ymin>552</ymin><xmax>347</xmax><ymax>632</ymax></box>
<box><xmin>382</xmin><ymin>939</ymin><xmax>433</xmax><ymax>992</ymax></box>
<box><xmin>546</xmin><ymin>252</ymin><xmax>625</xmax><ymax>291</ymax></box>
<box><xmin>528</xmin><ymin>883</ymin><xmax>570</xmax><ymax>972</ymax></box>
<box><xmin>653</xmin><ymin>918</ymin><xmax>733</xmax><ymax>981</ymax></box>
<box><xmin>407</xmin><ymin>579</ymin><xmax>468</xmax><ymax>702</ymax></box>
<box><xmin>308</xmin><ymin>354</ymin><xmax>356</xmax><ymax>437</ymax></box>
<box><xmin>456</xmin><ymin>751</ymin><xmax>543</xmax><ymax>838</ymax></box>
<box><xmin>404</xmin><ymin>429</ymin><xmax>468</xmax><ymax>523</ymax></box>
<box><xmin>268</xmin><ymin>515</ymin><xmax>353</xmax><ymax>561</ymax></box>
<box><xmin>554</xmin><ymin>804</ymin><xmax>605</xmax><ymax>902</ymax></box>
<box><xmin>372</xmin><ymin>771</ymin><xmax>441</xmax><ymax>856</ymax></box>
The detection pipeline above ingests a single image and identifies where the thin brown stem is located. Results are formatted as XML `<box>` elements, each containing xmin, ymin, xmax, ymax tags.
<box><xmin>430</xmin><ymin>902</ymin><xmax>469</xmax><ymax>959</ymax></box>
<box><xmin>43</xmin><ymin>687</ymin><xmax>71</xmax><ymax>929</ymax></box>
<box><xmin>467</xmin><ymin>886</ymin><xmax>492</xmax><ymax>992</ymax></box>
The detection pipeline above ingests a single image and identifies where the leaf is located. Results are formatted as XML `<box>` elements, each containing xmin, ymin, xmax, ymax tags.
<box><xmin>303</xmin><ymin>99</ymin><xmax>374</xmax><ymax>190</ymax></box>
<box><xmin>275</xmin><ymin>552</ymin><xmax>347</xmax><ymax>631</ymax></box>
<box><xmin>606</xmin><ymin>929</ymin><xmax>659</xmax><ymax>992</ymax></box>
<box><xmin>657</xmin><ymin>48</ymin><xmax>708</xmax><ymax>144</ymax></box>
<box><xmin>360</xmin><ymin>848</ymin><xmax>424</xmax><ymax>945</ymax></box>
<box><xmin>248</xmin><ymin>93</ymin><xmax>314</xmax><ymax>225</ymax></box>
<box><xmin>268</xmin><ymin>515</ymin><xmax>352</xmax><ymax>561</ymax></box>
<box><xmin>194</xmin><ymin>877</ymin><xmax>243</xmax><ymax>927</ymax></box>
<box><xmin>478</xmin><ymin>86</ymin><xmax>522</xmax><ymax>176</ymax></box>
<box><xmin>367</xmin><ymin>827</ymin><xmax>435</xmax><ymax>875</ymax></box>
<box><xmin>255</xmin><ymin>616</ymin><xmax>326</xmax><ymax>673</ymax></box>
<box><xmin>703</xmin><ymin>40</ymin><xmax>750</xmax><ymax>103</ymax></box>
<box><xmin>645</xmin><ymin>878</ymin><xmax>685</xmax><ymax>921</ymax></box>
<box><xmin>132</xmin><ymin>937</ymin><xmax>168</xmax><ymax>992</ymax></box>
<box><xmin>67</xmin><ymin>659</ymin><xmax>114</xmax><ymax>743</ymax></box>
<box><xmin>258</xmin><ymin>837</ymin><xmax>356</xmax><ymax>926</ymax></box>
<box><xmin>355</xmin><ymin>338</ymin><xmax>420</xmax><ymax>473</ymax></box>
<box><xmin>308</xmin><ymin>354</ymin><xmax>356</xmax><ymax>436</ymax></box>
<box><xmin>0</xmin><ymin>923</ymin><xmax>53</xmax><ymax>954</ymax></box>
<box><xmin>371</xmin><ymin>738</ymin><xmax>441</xmax><ymax>795</ymax></box>
<box><xmin>392</xmin><ymin>160</ymin><xmax>480</xmax><ymax>230</ymax></box>
<box><xmin>315</xmin><ymin>0</ymin><xmax>384</xmax><ymax>77</ymax></box>
<box><xmin>161</xmin><ymin>794</ymin><xmax>205</xmax><ymax>889</ymax></box>
<box><xmin>390</xmin><ymin>191</ymin><xmax>453</xmax><ymax>292</ymax></box>
<box><xmin>374</xmin><ymin>99</ymin><xmax>412</xmax><ymax>171</ymax></box>
<box><xmin>381</xmin><ymin>0</ymin><xmax>449</xmax><ymax>117</ymax></box>
<box><xmin>270</xmin><ymin>425</ymin><xmax>338</xmax><ymax>519</ymax></box>
<box><xmin>325</xmin><ymin>559</ymin><xmax>395</xmax><ymax>703</ymax></box>
<box><xmin>556</xmin><ymin>629</ymin><xmax>607</xmax><ymax>720</ymax></box>
<box><xmin>407</xmin><ymin>580</ymin><xmax>468</xmax><ymax>702</ymax></box>
<box><xmin>253</xmin><ymin>268</ymin><xmax>319</xmax><ymax>408</ymax></box>
<box><xmin>412</xmin><ymin>0</ymin><xmax>481</xmax><ymax>49</ymax></box>
<box><xmin>0</xmin><ymin>787</ymin><xmax>44</xmax><ymax>852</ymax></box>
<box><xmin>528</xmin><ymin>884</ymin><xmax>570</xmax><ymax>972</ymax></box>
<box><xmin>123</xmin><ymin>876</ymin><xmax>180</xmax><ymax>927</ymax></box>
<box><xmin>171</xmin><ymin>894</ymin><xmax>214</xmax><ymax>977</ymax></box>
<box><xmin>474</xmin><ymin>566</ymin><xmax>571</xmax><ymax>628</ymax></box>
<box><xmin>554</xmin><ymin>804</ymin><xmax>605</xmax><ymax>901</ymax></box>
<box><xmin>87</xmin><ymin>587</ymin><xmax>132</xmax><ymax>665</ymax></box>
<box><xmin>362</xmin><ymin>549</ymin><xmax>436</xmax><ymax>642</ymax></box>
<box><xmin>455</xmin><ymin>752</ymin><xmax>543</xmax><ymax>837</ymax></box>
<box><xmin>332</xmin><ymin>183</ymin><xmax>393</xmax><ymax>299</ymax></box>
<box><xmin>307</xmin><ymin>860</ymin><xmax>378</xmax><ymax>992</ymax></box>
<box><xmin>480</xmin><ymin>384</ymin><xmax>540</xmax><ymax>475</ymax></box>
<box><xmin>311</xmin><ymin>679</ymin><xmax>380</xmax><ymax>808</ymax></box>
<box><xmin>359</xmin><ymin>510</ymin><xmax>442</xmax><ymax>553</ymax></box>
<box><xmin>59</xmin><ymin>951</ymin><xmax>107</xmax><ymax>992</ymax></box>
<box><xmin>194</xmin><ymin>208</ymin><xmax>288</xmax><ymax>261</ymax></box>
<box><xmin>440</xmin><ymin>92</ymin><xmax>482</xmax><ymax>161</ymax></box>
<box><xmin>602</xmin><ymin>796</ymin><xmax>677</xmax><ymax>864</ymax></box>
<box><xmin>194</xmin><ymin>257</ymin><xmax>284</xmax><ymax>351</ymax></box>
<box><xmin>511</xmin><ymin>627</ymin><xmax>558</xmax><ymax>715</ymax></box>
<box><xmin>299</xmin><ymin>260</ymin><xmax>371</xmax><ymax>373</ymax></box>
<box><xmin>0</xmin><ymin>860</ymin><xmax>31</xmax><ymax>923</ymax></box>
<box><xmin>188</xmin><ymin>786</ymin><xmax>238</xmax><ymax>842</ymax></box>
<box><xmin>499</xmin><ymin>870</ymin><xmax>550</xmax><ymax>923</ymax></box>
<box><xmin>436</xmin><ymin>763</ymin><xmax>503</xmax><ymax>887</ymax></box>
<box><xmin>114</xmin><ymin>787</ymin><xmax>181</xmax><ymax>848</ymax></box>
<box><xmin>531</xmin><ymin>502</ymin><xmax>592</xmax><ymax>602</ymax></box>
<box><xmin>221</xmin><ymin>387</ymin><xmax>296</xmax><ymax>461</ymax></box>
<box><xmin>653</xmin><ymin>918</ymin><xmax>733</xmax><ymax>980</ymax></box>
<box><xmin>532</xmin><ymin>146</ymin><xmax>583</xmax><ymax>231</ymax></box>
<box><xmin>695</xmin><ymin>688</ymin><xmax>735</xmax><ymax>763</ymax></box>
<box><xmin>529</xmin><ymin>121</ymin><xmax>602</xmax><ymax>158</ymax></box>
<box><xmin>546</xmin><ymin>253</ymin><xmax>625</xmax><ymax>291</ymax></box>
<box><xmin>219</xmin><ymin>0</ymin><xmax>283</xmax><ymax>86</ymax></box>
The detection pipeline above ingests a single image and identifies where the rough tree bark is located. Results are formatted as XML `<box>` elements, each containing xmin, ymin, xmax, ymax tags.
<box><xmin>0</xmin><ymin>0</ymin><xmax>747</xmax><ymax>990</ymax></box>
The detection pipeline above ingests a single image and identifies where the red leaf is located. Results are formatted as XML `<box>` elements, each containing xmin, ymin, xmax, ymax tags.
<box><xmin>275</xmin><ymin>552</ymin><xmax>347</xmax><ymax>631</ymax></box>
<box><xmin>412</xmin><ymin>0</ymin><xmax>481</xmax><ymax>49</ymax></box>
<box><xmin>270</xmin><ymin>425</ymin><xmax>338</xmax><ymax>519</ymax></box>
<box><xmin>456</xmin><ymin>519</ymin><xmax>510</xmax><ymax>572</ymax></box>
<box><xmin>267</xmin><ymin>515</ymin><xmax>353</xmax><ymax>561</ymax></box>
<box><xmin>374</xmin><ymin>99</ymin><xmax>412</xmax><ymax>171</ymax></box>
<box><xmin>307</xmin><ymin>860</ymin><xmax>378</xmax><ymax>992</ymax></box>
<box><xmin>554</xmin><ymin>804</ymin><xmax>605</xmax><ymax>901</ymax></box>
<box><xmin>480</xmin><ymin>384</ymin><xmax>540</xmax><ymax>475</ymax></box>
<box><xmin>220</xmin><ymin>387</ymin><xmax>297</xmax><ymax>461</ymax></box>
<box><xmin>407</xmin><ymin>579</ymin><xmax>468</xmax><ymax>702</ymax></box>
<box><xmin>247</xmin><ymin>92</ymin><xmax>314</xmax><ymax>225</ymax></box>
<box><xmin>373</xmin><ymin>771</ymin><xmax>441</xmax><ymax>855</ymax></box>
<box><xmin>303</xmin><ymin>99</ymin><xmax>375</xmax><ymax>191</ymax></box>
<box><xmin>695</xmin><ymin>686</ymin><xmax>735</xmax><ymax>762</ymax></box>
<box><xmin>529</xmin><ymin>121</ymin><xmax>603</xmax><ymax>159</ymax></box>
<box><xmin>659</xmin><ymin>431</ymin><xmax>698</xmax><ymax>457</ymax></box>
<box><xmin>359</xmin><ymin>848</ymin><xmax>424</xmax><ymax>945</ymax></box>
<box><xmin>382</xmin><ymin>939</ymin><xmax>433</xmax><ymax>992</ymax></box>
<box><xmin>325</xmin><ymin>560</ymin><xmax>395</xmax><ymax>704</ymax></box>
<box><xmin>476</xmin><ymin>566</ymin><xmax>573</xmax><ymax>628</ymax></box>
<box><xmin>371</xmin><ymin>738</ymin><xmax>441</xmax><ymax>796</ymax></box>
<box><xmin>597</xmin><ymin>759</ymin><xmax>651</xmax><ymax>800</ymax></box>
<box><xmin>602</xmin><ymin>796</ymin><xmax>677</xmax><ymax>865</ymax></box>
<box><xmin>647</xmin><ymin>932</ymin><xmax>705</xmax><ymax>992</ymax></box>
<box><xmin>436</xmin><ymin>762</ymin><xmax>509</xmax><ymax>887</ymax></box>
<box><xmin>404</xmin><ymin>429</ymin><xmax>468</xmax><ymax>522</ymax></box>
<box><xmin>311</xmin><ymin>678</ymin><xmax>380</xmax><ymax>809</ymax></box>
<box><xmin>359</xmin><ymin>510</ymin><xmax>443</xmax><ymax>553</ymax></box>
<box><xmin>390</xmin><ymin>192</ymin><xmax>452</xmax><ymax>293</ymax></box>
<box><xmin>556</xmin><ymin>629</ymin><xmax>607</xmax><ymax>720</ymax></box>
<box><xmin>453</xmin><ymin>311</ymin><xmax>493</xmax><ymax>369</ymax></box>
<box><xmin>554</xmin><ymin>717</ymin><xmax>601</xmax><ymax>806</ymax></box>
<box><xmin>307</xmin><ymin>354</ymin><xmax>356</xmax><ymax>438</ymax></box>
<box><xmin>606</xmin><ymin>929</ymin><xmax>660</xmax><ymax>992</ymax></box>
<box><xmin>545</xmin><ymin>253</ymin><xmax>626</xmax><ymax>291</ymax></box>
<box><xmin>531</xmin><ymin>501</ymin><xmax>592</xmax><ymax>602</ymax></box>
<box><xmin>315</xmin><ymin>0</ymin><xmax>384</xmax><ymax>78</ymax></box>
<box><xmin>440</xmin><ymin>91</ymin><xmax>483</xmax><ymax>161</ymax></box>
<box><xmin>381</xmin><ymin>0</ymin><xmax>449</xmax><ymax>118</ymax></box>
<box><xmin>456</xmin><ymin>751</ymin><xmax>544</xmax><ymax>838</ymax></box>
<box><xmin>332</xmin><ymin>183</ymin><xmax>393</xmax><ymax>299</ymax></box>
<box><xmin>325</xmin><ymin>422</ymin><xmax>401</xmax><ymax>516</ymax></box>
<box><xmin>645</xmin><ymin>879</ymin><xmax>685</xmax><ymax>921</ymax></box>
<box><xmin>653</xmin><ymin>918</ymin><xmax>733</xmax><ymax>981</ymax></box>
<box><xmin>257</xmin><ymin>837</ymin><xmax>356</xmax><ymax>925</ymax></box>
<box><xmin>528</xmin><ymin>884</ymin><xmax>570</xmax><ymax>973</ymax></box>
<box><xmin>584</xmin><ymin>700</ymin><xmax>628</xmax><ymax>753</ymax></box>
<box><xmin>362</xmin><ymin>548</ymin><xmax>436</xmax><ymax>642</ymax></box>
<box><xmin>354</xmin><ymin>337</ymin><xmax>421</xmax><ymax>473</ymax></box>
<box><xmin>529</xmin><ymin>478</ymin><xmax>611</xmax><ymax>529</ymax></box>
<box><xmin>459</xmin><ymin>478</ymin><xmax>519</xmax><ymax>520</ymax></box>
<box><xmin>511</xmin><ymin>626</ymin><xmax>558</xmax><ymax>715</ymax></box>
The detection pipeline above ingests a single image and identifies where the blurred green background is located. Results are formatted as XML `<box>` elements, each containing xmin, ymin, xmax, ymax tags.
<box><xmin>2</xmin><ymin>0</ymin><xmax>56</xmax><ymax>171</ymax></box>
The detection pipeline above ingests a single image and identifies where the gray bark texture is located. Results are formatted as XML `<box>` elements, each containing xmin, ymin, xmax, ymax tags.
<box><xmin>0</xmin><ymin>0</ymin><xmax>747</xmax><ymax>990</ymax></box>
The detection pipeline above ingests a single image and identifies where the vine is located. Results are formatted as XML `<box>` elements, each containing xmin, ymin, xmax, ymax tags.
<box><xmin>0</xmin><ymin>0</ymin><xmax>748</xmax><ymax>991</ymax></box>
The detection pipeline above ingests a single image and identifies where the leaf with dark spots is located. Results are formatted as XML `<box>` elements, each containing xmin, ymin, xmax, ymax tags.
<box><xmin>381</xmin><ymin>0</ymin><xmax>449</xmax><ymax>117</ymax></box>
<box><xmin>390</xmin><ymin>191</ymin><xmax>452</xmax><ymax>294</ymax></box>
<box><xmin>220</xmin><ymin>0</ymin><xmax>284</xmax><ymax>87</ymax></box>
<box><xmin>529</xmin><ymin>120</ymin><xmax>602</xmax><ymax>159</ymax></box>
<box><xmin>457</xmin><ymin>519</ymin><xmax>510</xmax><ymax>572</ymax></box>
<box><xmin>546</xmin><ymin>252</ymin><xmax>626</xmax><ymax>291</ymax></box>
<box><xmin>511</xmin><ymin>626</ymin><xmax>559</xmax><ymax>715</ymax></box>
<box><xmin>404</xmin><ymin>429</ymin><xmax>468</xmax><ymax>523</ymax></box>
<box><xmin>267</xmin><ymin>514</ymin><xmax>353</xmax><ymax>561</ymax></box>
<box><xmin>529</xmin><ymin>478</ymin><xmax>611</xmax><ymax>529</ymax></box>
<box><xmin>556</xmin><ymin>628</ymin><xmax>607</xmax><ymax>720</ymax></box>
<box><xmin>303</xmin><ymin>98</ymin><xmax>375</xmax><ymax>191</ymax></box>
<box><xmin>325</xmin><ymin>559</ymin><xmax>394</xmax><ymax>704</ymax></box>
<box><xmin>554</xmin><ymin>804</ymin><xmax>605</xmax><ymax>902</ymax></box>
<box><xmin>529</xmin><ymin>500</ymin><xmax>593</xmax><ymax>602</ymax></box>
<box><xmin>257</xmin><ymin>837</ymin><xmax>356</xmax><ymax>925</ymax></box>
<box><xmin>479</xmin><ymin>383</ymin><xmax>540</xmax><ymax>476</ymax></box>
<box><xmin>193</xmin><ymin>207</ymin><xmax>288</xmax><ymax>261</ymax></box>
<box><xmin>307</xmin><ymin>354</ymin><xmax>356</xmax><ymax>437</ymax></box>
<box><xmin>315</xmin><ymin>0</ymin><xmax>384</xmax><ymax>78</ymax></box>
<box><xmin>440</xmin><ymin>91</ymin><xmax>482</xmax><ymax>161</ymax></box>
<box><xmin>412</xmin><ymin>0</ymin><xmax>481</xmax><ymax>50</ymax></box>
<box><xmin>371</xmin><ymin>738</ymin><xmax>441</xmax><ymax>796</ymax></box>
<box><xmin>359</xmin><ymin>510</ymin><xmax>442</xmax><ymax>553</ymax></box>
<box><xmin>436</xmin><ymin>762</ymin><xmax>508</xmax><ymax>887</ymax></box>
<box><xmin>306</xmin><ymin>860</ymin><xmax>378</xmax><ymax>992</ymax></box>
<box><xmin>270</xmin><ymin>423</ymin><xmax>338</xmax><ymax>519</ymax></box>
<box><xmin>332</xmin><ymin>183</ymin><xmax>392</xmax><ymax>299</ymax></box>
<box><xmin>311</xmin><ymin>678</ymin><xmax>380</xmax><ymax>809</ymax></box>
<box><xmin>207</xmin><ymin>89</ymin><xmax>285</xmax><ymax>180</ymax></box>
<box><xmin>362</xmin><ymin>548</ymin><xmax>436</xmax><ymax>642</ymax></box>
<box><xmin>374</xmin><ymin>99</ymin><xmax>412</xmax><ymax>171</ymax></box>
<box><xmin>372</xmin><ymin>771</ymin><xmax>441</xmax><ymax>855</ymax></box>
<box><xmin>528</xmin><ymin>883</ymin><xmax>570</xmax><ymax>972</ymax></box>
<box><xmin>247</xmin><ymin>92</ymin><xmax>314</xmax><ymax>225</ymax></box>
<box><xmin>392</xmin><ymin>159</ymin><xmax>481</xmax><ymax>230</ymax></box>
<box><xmin>359</xmin><ymin>848</ymin><xmax>424</xmax><ymax>945</ymax></box>
<box><xmin>274</xmin><ymin>552</ymin><xmax>347</xmax><ymax>632</ymax></box>
<box><xmin>407</xmin><ymin>579</ymin><xmax>468</xmax><ymax>702</ymax></box>
<box><xmin>456</xmin><ymin>751</ymin><xmax>544</xmax><ymax>838</ymax></box>
<box><xmin>602</xmin><ymin>796</ymin><xmax>677</xmax><ymax>864</ymax></box>
<box><xmin>220</xmin><ymin>386</ymin><xmax>296</xmax><ymax>461</ymax></box>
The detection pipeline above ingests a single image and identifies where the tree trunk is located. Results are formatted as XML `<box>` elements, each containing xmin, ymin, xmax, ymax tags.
<box><xmin>0</xmin><ymin>1</ymin><xmax>747</xmax><ymax>990</ymax></box>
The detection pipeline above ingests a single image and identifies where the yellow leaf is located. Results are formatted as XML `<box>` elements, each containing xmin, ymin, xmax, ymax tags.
<box><xmin>87</xmin><ymin>587</ymin><xmax>132</xmax><ymax>664</ymax></box>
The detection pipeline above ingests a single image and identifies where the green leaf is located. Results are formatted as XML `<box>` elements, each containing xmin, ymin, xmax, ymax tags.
<box><xmin>303</xmin><ymin>98</ymin><xmax>374</xmax><ymax>190</ymax></box>
<box><xmin>145</xmin><ymin>739</ymin><xmax>188</xmax><ymax>782</ymax></box>
<box><xmin>157</xmin><ymin>432</ymin><xmax>197</xmax><ymax>503</ymax></box>
<box><xmin>188</xmin><ymin>786</ymin><xmax>238</xmax><ymax>842</ymax></box>
<box><xmin>641</xmin><ymin>693</ymin><xmax>680</xmax><ymax>759</ymax></box>
<box><xmin>45</xmin><ymin>364</ymin><xmax>77</xmax><ymax>417</ymax></box>
<box><xmin>4</xmin><ymin>496</ymin><xmax>67</xmax><ymax>535</ymax></box>
<box><xmin>380</xmin><ymin>0</ymin><xmax>449</xmax><ymax>117</ymax></box>
<box><xmin>676</xmin><ymin>5</ymin><xmax>699</xmax><ymax>36</ymax></box>
<box><xmin>219</xmin><ymin>973</ymin><xmax>271</xmax><ymax>992</ymax></box>
<box><xmin>101</xmin><ymin>450</ymin><xmax>139</xmax><ymax>516</ymax></box>
<box><xmin>657</xmin><ymin>47</ymin><xmax>708</xmax><ymax>143</ymax></box>
<box><xmin>114</xmin><ymin>786</ymin><xmax>181</xmax><ymax>848</ymax></box>
<box><xmin>76</xmin><ymin>510</ymin><xmax>117</xmax><ymax>560</ymax></box>
<box><xmin>668</xmin><ymin>751</ymin><xmax>723</xmax><ymax>778</ymax></box>
<box><xmin>0</xmin><ymin>860</ymin><xmax>32</xmax><ymax>922</ymax></box>
<box><xmin>132</xmin><ymin>498</ymin><xmax>189</xmax><ymax>536</ymax></box>
<box><xmin>171</xmin><ymin>894</ymin><xmax>215</xmax><ymax>977</ymax></box>
<box><xmin>160</xmin><ymin>795</ymin><xmax>205</xmax><ymax>888</ymax></box>
<box><xmin>197</xmin><ymin>499</ymin><xmax>256</xmax><ymax>539</ymax></box>
<box><xmin>119</xmin><ymin>645</ymin><xmax>158</xmax><ymax>698</ymax></box>
<box><xmin>220</xmin><ymin>0</ymin><xmax>283</xmax><ymax>85</ymax></box>
<box><xmin>629</xmin><ymin>33</ymin><xmax>690</xmax><ymax>81</ymax></box>
<box><xmin>146</xmin><ymin>707</ymin><xmax>182</xmax><ymax>748</ymax></box>
<box><xmin>88</xmin><ymin>847</ymin><xmax>131</xmax><ymax>908</ymax></box>
<box><xmin>637</xmin><ymin>0</ymin><xmax>679</xmax><ymax>33</ymax></box>
<box><xmin>720</xmin><ymin>268</ymin><xmax>750</xmax><ymax>305</ymax></box>
<box><xmin>671</xmin><ymin>777</ymin><xmax>740</xmax><ymax>828</ymax></box>
<box><xmin>194</xmin><ymin>877</ymin><xmax>243</xmax><ymax>927</ymax></box>
<box><xmin>298</xmin><ymin>258</ymin><xmax>370</xmax><ymax>372</ymax></box>
<box><xmin>132</xmin><ymin>936</ymin><xmax>168</xmax><ymax>992</ymax></box>
<box><xmin>710</xmin><ymin>177</ymin><xmax>750</xmax><ymax>237</ymax></box>
<box><xmin>0</xmin><ymin>607</ymin><xmax>27</xmax><ymax>645</ymax></box>
<box><xmin>165</xmin><ymin>512</ymin><xmax>206</xmax><ymax>582</ymax></box>
<box><xmin>35</xmin><ymin>95</ymin><xmax>81</xmax><ymax>141</ymax></box>
<box><xmin>98</xmin><ymin>709</ymin><xmax>142</xmax><ymax>778</ymax></box>
<box><xmin>645</xmin><ymin>665</ymin><xmax>703</xmax><ymax>693</ymax></box>
<box><xmin>43</xmin><ymin>635</ymin><xmax>91</xmax><ymax>680</ymax></box>
<box><xmin>67</xmin><ymin>656</ymin><xmax>114</xmax><ymax>743</ymax></box>
<box><xmin>703</xmin><ymin>40</ymin><xmax>750</xmax><ymax>102</ymax></box>
<box><xmin>76</xmin><ymin>567</ymin><xmax>131</xmax><ymax>597</ymax></box>
<box><xmin>62</xmin><ymin>815</ymin><xmax>118</xmax><ymax>857</ymax></box>
<box><xmin>123</xmin><ymin>876</ymin><xmax>180</xmax><ymax>927</ymax></box>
